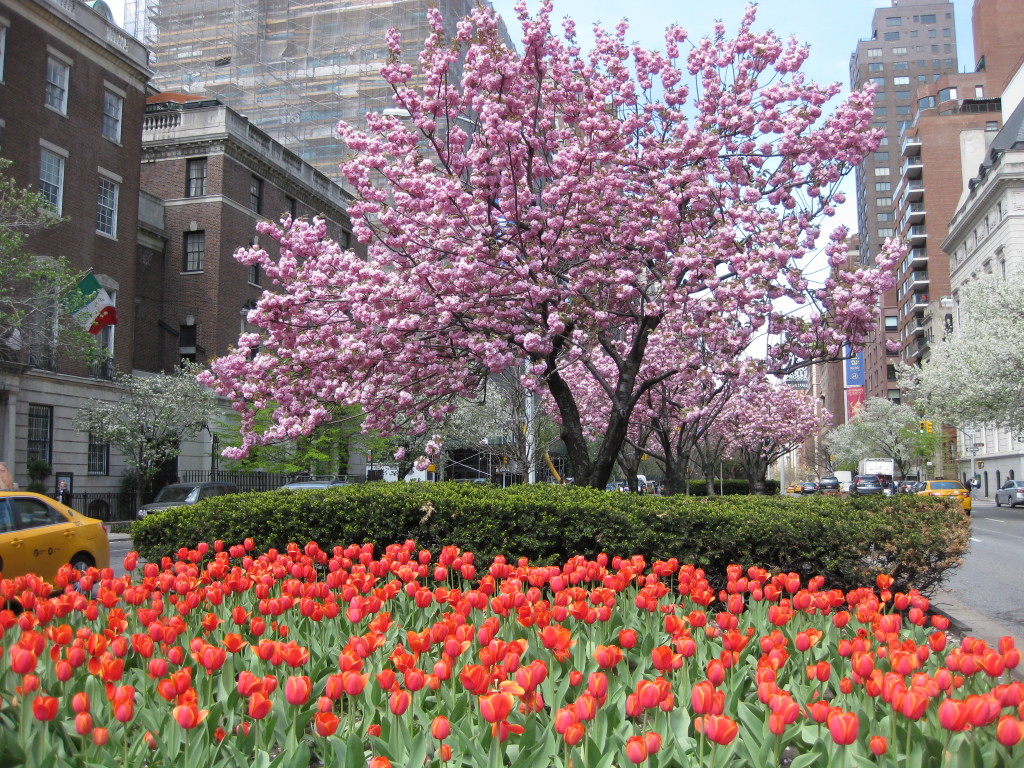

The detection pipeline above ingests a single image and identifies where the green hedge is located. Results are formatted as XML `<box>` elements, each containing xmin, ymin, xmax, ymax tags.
<box><xmin>131</xmin><ymin>482</ymin><xmax>968</xmax><ymax>595</ymax></box>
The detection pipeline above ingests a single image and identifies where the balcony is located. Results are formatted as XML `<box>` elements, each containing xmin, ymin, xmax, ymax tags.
<box><xmin>902</xmin><ymin>134</ymin><xmax>922</xmax><ymax>157</ymax></box>
<box><xmin>902</xmin><ymin>156</ymin><xmax>924</xmax><ymax>179</ymax></box>
<box><xmin>907</xmin><ymin>225</ymin><xmax>927</xmax><ymax>245</ymax></box>
<box><xmin>909</xmin><ymin>318</ymin><xmax>927</xmax><ymax>337</ymax></box>
<box><xmin>902</xmin><ymin>179</ymin><xmax>925</xmax><ymax>203</ymax></box>
<box><xmin>908</xmin><ymin>247</ymin><xmax>928</xmax><ymax>266</ymax></box>
<box><xmin>911</xmin><ymin>293</ymin><xmax>929</xmax><ymax>311</ymax></box>
<box><xmin>910</xmin><ymin>270</ymin><xmax>929</xmax><ymax>287</ymax></box>
<box><xmin>905</xmin><ymin>202</ymin><xmax>925</xmax><ymax>224</ymax></box>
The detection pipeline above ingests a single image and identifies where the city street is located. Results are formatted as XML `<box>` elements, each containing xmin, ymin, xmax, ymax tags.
<box><xmin>932</xmin><ymin>497</ymin><xmax>1024</xmax><ymax>649</ymax></box>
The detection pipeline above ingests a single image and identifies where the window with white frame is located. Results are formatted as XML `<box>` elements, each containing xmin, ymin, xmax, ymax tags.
<box><xmin>101</xmin><ymin>90</ymin><xmax>123</xmax><ymax>142</ymax></box>
<box><xmin>45</xmin><ymin>56</ymin><xmax>70</xmax><ymax>114</ymax></box>
<box><xmin>96</xmin><ymin>176</ymin><xmax>118</xmax><ymax>237</ymax></box>
<box><xmin>39</xmin><ymin>148</ymin><xmax>65</xmax><ymax>214</ymax></box>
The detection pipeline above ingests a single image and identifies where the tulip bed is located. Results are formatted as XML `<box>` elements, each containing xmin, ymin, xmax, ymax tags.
<box><xmin>1</xmin><ymin>540</ymin><xmax>1022</xmax><ymax>768</ymax></box>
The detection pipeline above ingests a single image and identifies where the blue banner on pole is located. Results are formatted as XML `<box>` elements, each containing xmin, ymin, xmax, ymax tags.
<box><xmin>845</xmin><ymin>348</ymin><xmax>864</xmax><ymax>387</ymax></box>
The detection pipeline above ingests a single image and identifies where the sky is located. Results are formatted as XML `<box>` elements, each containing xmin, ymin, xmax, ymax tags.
<box><xmin>103</xmin><ymin>0</ymin><xmax>977</xmax><ymax>270</ymax></box>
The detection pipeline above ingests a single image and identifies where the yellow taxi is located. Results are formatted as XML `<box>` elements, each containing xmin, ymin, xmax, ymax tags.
<box><xmin>0</xmin><ymin>491</ymin><xmax>110</xmax><ymax>583</ymax></box>
<box><xmin>916</xmin><ymin>480</ymin><xmax>972</xmax><ymax>515</ymax></box>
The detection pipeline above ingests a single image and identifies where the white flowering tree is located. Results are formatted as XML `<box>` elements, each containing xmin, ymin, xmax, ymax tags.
<box><xmin>900</xmin><ymin>274</ymin><xmax>1024</xmax><ymax>437</ymax></box>
<box><xmin>824</xmin><ymin>397</ymin><xmax>933</xmax><ymax>480</ymax></box>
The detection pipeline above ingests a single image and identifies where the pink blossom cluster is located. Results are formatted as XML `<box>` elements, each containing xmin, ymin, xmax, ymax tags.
<box><xmin>201</xmin><ymin>2</ymin><xmax>899</xmax><ymax>487</ymax></box>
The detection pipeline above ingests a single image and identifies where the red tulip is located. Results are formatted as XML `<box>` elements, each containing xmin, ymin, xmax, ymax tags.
<box><xmin>563</xmin><ymin>722</ymin><xmax>585</xmax><ymax>746</ymax></box>
<box><xmin>618</xmin><ymin>629</ymin><xmax>638</xmax><ymax>648</ymax></box>
<box><xmin>996</xmin><ymin>716</ymin><xmax>1024</xmax><ymax>747</ymax></box>
<box><xmin>624</xmin><ymin>735</ymin><xmax>648</xmax><ymax>764</ymax></box>
<box><xmin>827</xmin><ymin>710</ymin><xmax>859</xmax><ymax>745</ymax></box>
<box><xmin>248</xmin><ymin>692</ymin><xmax>273</xmax><ymax>719</ymax></box>
<box><xmin>695</xmin><ymin>714</ymin><xmax>739</xmax><ymax>746</ymax></box>
<box><xmin>593</xmin><ymin>645</ymin><xmax>624</xmax><ymax>669</ymax></box>
<box><xmin>31</xmin><ymin>695</ymin><xmax>59</xmax><ymax>721</ymax></box>
<box><xmin>285</xmin><ymin>675</ymin><xmax>312</xmax><ymax>706</ymax></box>
<box><xmin>479</xmin><ymin>691</ymin><xmax>514</xmax><ymax>723</ymax></box>
<box><xmin>314</xmin><ymin>711</ymin><xmax>340</xmax><ymax>737</ymax></box>
<box><xmin>643</xmin><ymin>731</ymin><xmax>662</xmax><ymax>754</ymax></box>
<box><xmin>75</xmin><ymin>712</ymin><xmax>93</xmax><ymax>735</ymax></box>
<box><xmin>706</xmin><ymin>658</ymin><xmax>726</xmax><ymax>686</ymax></box>
<box><xmin>91</xmin><ymin>728</ymin><xmax>110</xmax><ymax>746</ymax></box>
<box><xmin>172</xmin><ymin>703</ymin><xmax>207</xmax><ymax>729</ymax></box>
<box><xmin>389</xmin><ymin>689</ymin><xmax>411</xmax><ymax>716</ymax></box>
<box><xmin>869</xmin><ymin>736</ymin><xmax>887</xmax><ymax>755</ymax></box>
<box><xmin>431</xmin><ymin>716</ymin><xmax>451</xmax><ymax>740</ymax></box>
<box><xmin>10</xmin><ymin>646</ymin><xmax>37</xmax><ymax>675</ymax></box>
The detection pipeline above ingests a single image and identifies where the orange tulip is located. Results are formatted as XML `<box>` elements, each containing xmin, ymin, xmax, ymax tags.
<box><xmin>479</xmin><ymin>691</ymin><xmax>515</xmax><ymax>723</ymax></box>
<box><xmin>869</xmin><ymin>736</ymin><xmax>887</xmax><ymax>755</ymax></box>
<box><xmin>368</xmin><ymin>757</ymin><xmax>391</xmax><ymax>768</ymax></box>
<box><xmin>643</xmin><ymin>731</ymin><xmax>662</xmax><ymax>754</ymax></box>
<box><xmin>695</xmin><ymin>714</ymin><xmax>739</xmax><ymax>746</ymax></box>
<box><xmin>389</xmin><ymin>689</ymin><xmax>411</xmax><ymax>716</ymax></box>
<box><xmin>31</xmin><ymin>695</ymin><xmax>59</xmax><ymax>721</ymax></box>
<box><xmin>593</xmin><ymin>645</ymin><xmax>625</xmax><ymax>669</ymax></box>
<box><xmin>314</xmin><ymin>711</ymin><xmax>340</xmax><ymax>737</ymax></box>
<box><xmin>431</xmin><ymin>715</ymin><xmax>451</xmax><ymax>740</ymax></box>
<box><xmin>91</xmin><ymin>728</ymin><xmax>110</xmax><ymax>746</ymax></box>
<box><xmin>996</xmin><ymin>716</ymin><xmax>1024</xmax><ymax>747</ymax></box>
<box><xmin>248</xmin><ymin>691</ymin><xmax>273</xmax><ymax>719</ymax></box>
<box><xmin>172</xmin><ymin>703</ymin><xmax>208</xmax><ymax>729</ymax></box>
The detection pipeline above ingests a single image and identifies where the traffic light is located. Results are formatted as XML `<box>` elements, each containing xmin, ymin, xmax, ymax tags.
<box><xmin>919</xmin><ymin>420</ymin><xmax>926</xmax><ymax>434</ymax></box>
<box><xmin>925</xmin><ymin>421</ymin><xmax>933</xmax><ymax>434</ymax></box>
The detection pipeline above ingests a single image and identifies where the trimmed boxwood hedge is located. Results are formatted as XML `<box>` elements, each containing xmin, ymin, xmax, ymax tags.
<box><xmin>131</xmin><ymin>482</ymin><xmax>969</xmax><ymax>595</ymax></box>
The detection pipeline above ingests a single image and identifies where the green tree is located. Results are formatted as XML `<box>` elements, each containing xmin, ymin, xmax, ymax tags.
<box><xmin>0</xmin><ymin>159</ymin><xmax>99</xmax><ymax>366</ymax></box>
<box><xmin>72</xmin><ymin>366</ymin><xmax>214</xmax><ymax>507</ymax></box>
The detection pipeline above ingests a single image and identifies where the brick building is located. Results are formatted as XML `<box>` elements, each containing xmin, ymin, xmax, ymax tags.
<box><xmin>0</xmin><ymin>0</ymin><xmax>149</xmax><ymax>496</ymax></box>
<box><xmin>138</xmin><ymin>94</ymin><xmax>354</xmax><ymax>376</ymax></box>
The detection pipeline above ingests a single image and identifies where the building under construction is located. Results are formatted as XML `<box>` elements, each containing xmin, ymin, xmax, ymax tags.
<box><xmin>124</xmin><ymin>0</ymin><xmax>513</xmax><ymax>181</ymax></box>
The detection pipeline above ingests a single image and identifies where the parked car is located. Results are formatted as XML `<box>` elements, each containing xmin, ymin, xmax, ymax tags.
<box><xmin>916</xmin><ymin>480</ymin><xmax>971</xmax><ymax>515</ymax></box>
<box><xmin>817</xmin><ymin>477</ymin><xmax>841</xmax><ymax>495</ymax></box>
<box><xmin>0</xmin><ymin>491</ymin><xmax>110</xmax><ymax>582</ymax></box>
<box><xmin>799</xmin><ymin>481</ymin><xmax>818</xmax><ymax>494</ymax></box>
<box><xmin>279</xmin><ymin>476</ymin><xmax>350</xmax><ymax>491</ymax></box>
<box><xmin>785</xmin><ymin>483</ymin><xmax>799</xmax><ymax>494</ymax></box>
<box><xmin>994</xmin><ymin>480</ymin><xmax>1024</xmax><ymax>508</ymax></box>
<box><xmin>849</xmin><ymin>475</ymin><xmax>885</xmax><ymax>495</ymax></box>
<box><xmin>137</xmin><ymin>481</ymin><xmax>240</xmax><ymax>519</ymax></box>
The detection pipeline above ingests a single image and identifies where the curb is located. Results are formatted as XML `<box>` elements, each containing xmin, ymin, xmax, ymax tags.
<box><xmin>929</xmin><ymin>591</ymin><xmax>1024</xmax><ymax>682</ymax></box>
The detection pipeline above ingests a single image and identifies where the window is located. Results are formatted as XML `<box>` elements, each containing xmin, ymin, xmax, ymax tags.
<box><xmin>928</xmin><ymin>29</ymin><xmax>937</xmax><ymax>39</ymax></box>
<box><xmin>887</xmin><ymin>365</ymin><xmax>898</xmax><ymax>381</ymax></box>
<box><xmin>13</xmin><ymin>498</ymin><xmax>62</xmax><ymax>530</ymax></box>
<box><xmin>96</xmin><ymin>177</ymin><xmax>118</xmax><ymax>237</ymax></box>
<box><xmin>920</xmin><ymin>14</ymin><xmax>936</xmax><ymax>23</ymax></box>
<box><xmin>876</xmin><ymin>197</ymin><xmax>891</xmax><ymax>207</ymax></box>
<box><xmin>285</xmin><ymin>195</ymin><xmax>297</xmax><ymax>218</ymax></box>
<box><xmin>893</xmin><ymin>47</ymin><xmax>907</xmax><ymax>56</ymax></box>
<box><xmin>918</xmin><ymin>96</ymin><xmax>936</xmax><ymax>110</ymax></box>
<box><xmin>250</xmin><ymin>175</ymin><xmax>263</xmax><ymax>214</ymax></box>
<box><xmin>887</xmin><ymin>389</ymin><xmax>902</xmax><ymax>403</ymax></box>
<box><xmin>873</xmin><ymin>167</ymin><xmax>890</xmax><ymax>176</ymax></box>
<box><xmin>893</xmin><ymin>76</ymin><xmax>910</xmax><ymax>85</ymax></box>
<box><xmin>869</xmin><ymin>77</ymin><xmax>885</xmax><ymax>87</ymax></box>
<box><xmin>867</xmin><ymin>48</ymin><xmax>882</xmax><ymax>58</ymax></box>
<box><xmin>986</xmin><ymin>121</ymin><xmax>999</xmax><ymax>132</ymax></box>
<box><xmin>873</xmin><ymin>106</ymin><xmax>887</xmax><ymax>117</ymax></box>
<box><xmin>893</xmin><ymin>61</ymin><xmax>909</xmax><ymax>71</ymax></box>
<box><xmin>873</xmin><ymin>152</ymin><xmax>889</xmax><ymax>162</ymax></box>
<box><xmin>884</xmin><ymin>32</ymin><xmax>900</xmax><ymax>41</ymax></box>
<box><xmin>45</xmin><ymin>56</ymin><xmax>70</xmax><ymax>114</ymax></box>
<box><xmin>878</xmin><ymin>228</ymin><xmax>895</xmax><ymax>238</ymax></box>
<box><xmin>875</xmin><ymin>182</ymin><xmax>891</xmax><ymax>192</ymax></box>
<box><xmin>868</xmin><ymin>63</ymin><xmax>884</xmax><ymax>72</ymax></box>
<box><xmin>186</xmin><ymin>157</ymin><xmax>207</xmax><ymax>197</ymax></box>
<box><xmin>876</xmin><ymin>212</ymin><xmax>894</xmax><ymax>222</ymax></box>
<box><xmin>248</xmin><ymin>263</ymin><xmax>261</xmax><ymax>287</ymax></box>
<box><xmin>179</xmin><ymin>323</ymin><xmax>196</xmax><ymax>364</ymax></box>
<box><xmin>938</xmin><ymin>87</ymin><xmax>957</xmax><ymax>102</ymax></box>
<box><xmin>101</xmin><ymin>91</ymin><xmax>122</xmax><ymax>142</ymax></box>
<box><xmin>885</xmin><ymin>315</ymin><xmax>898</xmax><ymax>331</ymax></box>
<box><xmin>943</xmin><ymin>28</ymin><xmax>951</xmax><ymax>38</ymax></box>
<box><xmin>885</xmin><ymin>16</ymin><xmax>902</xmax><ymax>26</ymax></box>
<box><xmin>0</xmin><ymin>23</ymin><xmax>7</xmax><ymax>82</ymax></box>
<box><xmin>894</xmin><ymin>90</ymin><xmax>911</xmax><ymax>100</ymax></box>
<box><xmin>39</xmin><ymin>149</ymin><xmax>65</xmax><ymax>214</ymax></box>
<box><xmin>27</xmin><ymin>404</ymin><xmax>53</xmax><ymax>465</ymax></box>
<box><xmin>895</xmin><ymin>105</ymin><xmax>912</xmax><ymax>115</ymax></box>
<box><xmin>88</xmin><ymin>433</ymin><xmax>109</xmax><ymax>475</ymax></box>
<box><xmin>183</xmin><ymin>231</ymin><xmax>205</xmax><ymax>272</ymax></box>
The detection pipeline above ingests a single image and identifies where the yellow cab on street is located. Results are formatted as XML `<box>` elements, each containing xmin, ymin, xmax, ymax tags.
<box><xmin>0</xmin><ymin>491</ymin><xmax>110</xmax><ymax>583</ymax></box>
<box><xmin>915</xmin><ymin>480</ymin><xmax>972</xmax><ymax>515</ymax></box>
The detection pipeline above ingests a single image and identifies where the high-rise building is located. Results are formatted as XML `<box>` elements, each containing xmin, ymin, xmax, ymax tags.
<box><xmin>849</xmin><ymin>0</ymin><xmax>960</xmax><ymax>402</ymax></box>
<box><xmin>124</xmin><ymin>0</ymin><xmax>514</xmax><ymax>182</ymax></box>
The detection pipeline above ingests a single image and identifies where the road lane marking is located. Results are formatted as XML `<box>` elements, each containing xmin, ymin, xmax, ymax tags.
<box><xmin>970</xmin><ymin>537</ymin><xmax>982</xmax><ymax>542</ymax></box>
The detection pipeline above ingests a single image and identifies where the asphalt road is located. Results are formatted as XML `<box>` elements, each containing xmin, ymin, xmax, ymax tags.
<box><xmin>931</xmin><ymin>497</ymin><xmax>1024</xmax><ymax>651</ymax></box>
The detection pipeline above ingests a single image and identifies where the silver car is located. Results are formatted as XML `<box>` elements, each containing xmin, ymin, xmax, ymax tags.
<box><xmin>279</xmin><ymin>476</ymin><xmax>350</xmax><ymax>490</ymax></box>
<box><xmin>994</xmin><ymin>480</ymin><xmax>1024</xmax><ymax>508</ymax></box>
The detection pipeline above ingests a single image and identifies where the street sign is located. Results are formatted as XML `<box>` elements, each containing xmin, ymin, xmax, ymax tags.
<box><xmin>974</xmin><ymin>442</ymin><xmax>985</xmax><ymax>448</ymax></box>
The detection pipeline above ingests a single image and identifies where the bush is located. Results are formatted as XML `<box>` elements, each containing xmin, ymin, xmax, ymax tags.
<box><xmin>131</xmin><ymin>482</ymin><xmax>968</xmax><ymax>595</ymax></box>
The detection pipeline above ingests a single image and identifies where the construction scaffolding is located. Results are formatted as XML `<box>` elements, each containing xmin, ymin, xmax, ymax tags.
<box><xmin>123</xmin><ymin>0</ymin><xmax>513</xmax><ymax>182</ymax></box>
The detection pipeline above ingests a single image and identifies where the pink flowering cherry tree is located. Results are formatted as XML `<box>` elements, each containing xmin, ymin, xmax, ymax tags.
<box><xmin>720</xmin><ymin>376</ymin><xmax>832</xmax><ymax>494</ymax></box>
<box><xmin>202</xmin><ymin>1</ymin><xmax>899</xmax><ymax>488</ymax></box>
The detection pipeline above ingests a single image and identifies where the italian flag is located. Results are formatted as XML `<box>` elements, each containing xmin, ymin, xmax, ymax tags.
<box><xmin>69</xmin><ymin>273</ymin><xmax>117</xmax><ymax>334</ymax></box>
